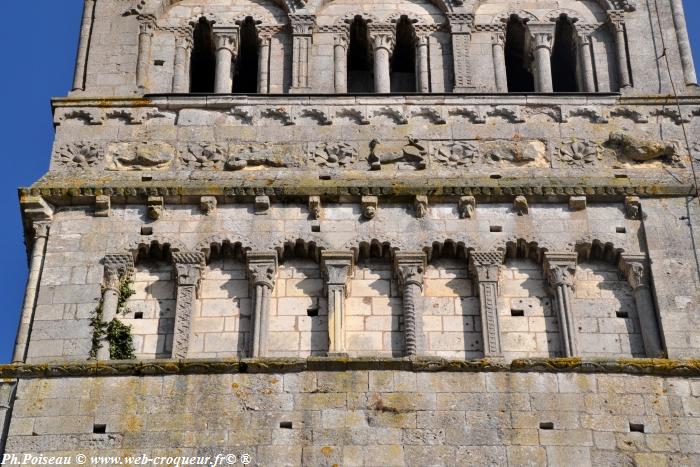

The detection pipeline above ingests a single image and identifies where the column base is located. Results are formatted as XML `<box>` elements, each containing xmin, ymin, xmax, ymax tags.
<box><xmin>325</xmin><ymin>352</ymin><xmax>349</xmax><ymax>358</ymax></box>
<box><xmin>453</xmin><ymin>86</ymin><xmax>478</xmax><ymax>93</ymax></box>
<box><xmin>289</xmin><ymin>87</ymin><xmax>313</xmax><ymax>94</ymax></box>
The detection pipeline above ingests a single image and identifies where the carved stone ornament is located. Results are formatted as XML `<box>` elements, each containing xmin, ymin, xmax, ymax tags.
<box><xmin>225</xmin><ymin>144</ymin><xmax>302</xmax><ymax>171</ymax></box>
<box><xmin>181</xmin><ymin>143</ymin><xmax>226</xmax><ymax>170</ymax></box>
<box><xmin>308</xmin><ymin>196</ymin><xmax>322</xmax><ymax>219</ymax></box>
<box><xmin>459</xmin><ymin>196</ymin><xmax>476</xmax><ymax>219</ymax></box>
<box><xmin>625</xmin><ymin>195</ymin><xmax>641</xmax><ymax>220</ymax></box>
<box><xmin>147</xmin><ymin>196</ymin><xmax>164</xmax><ymax>220</ymax></box>
<box><xmin>433</xmin><ymin>141</ymin><xmax>479</xmax><ymax>167</ymax></box>
<box><xmin>368</xmin><ymin>137</ymin><xmax>428</xmax><ymax>171</ymax></box>
<box><xmin>469</xmin><ymin>251</ymin><xmax>505</xmax><ymax>283</ymax></box>
<box><xmin>54</xmin><ymin>142</ymin><xmax>103</xmax><ymax>169</ymax></box>
<box><xmin>108</xmin><ymin>141</ymin><xmax>174</xmax><ymax>171</ymax></box>
<box><xmin>361</xmin><ymin>196</ymin><xmax>378</xmax><ymax>220</ymax></box>
<box><xmin>483</xmin><ymin>140</ymin><xmax>544</xmax><ymax>166</ymax></box>
<box><xmin>321</xmin><ymin>251</ymin><xmax>354</xmax><ymax>288</ymax></box>
<box><xmin>415</xmin><ymin>195</ymin><xmax>428</xmax><ymax>219</ymax></box>
<box><xmin>559</xmin><ymin>140</ymin><xmax>602</xmax><ymax>167</ymax></box>
<box><xmin>544</xmin><ymin>254</ymin><xmax>577</xmax><ymax>290</ymax></box>
<box><xmin>607</xmin><ymin>133</ymin><xmax>684</xmax><ymax>167</ymax></box>
<box><xmin>248</xmin><ymin>263</ymin><xmax>276</xmax><ymax>289</ymax></box>
<box><xmin>172</xmin><ymin>252</ymin><xmax>206</xmax><ymax>288</ymax></box>
<box><xmin>514</xmin><ymin>196</ymin><xmax>529</xmax><ymax>216</ymax></box>
<box><xmin>311</xmin><ymin>142</ymin><xmax>358</xmax><ymax>168</ymax></box>
<box><xmin>200</xmin><ymin>196</ymin><xmax>217</xmax><ymax>215</ymax></box>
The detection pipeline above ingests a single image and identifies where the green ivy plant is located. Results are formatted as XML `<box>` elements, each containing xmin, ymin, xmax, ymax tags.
<box><xmin>90</xmin><ymin>277</ymin><xmax>136</xmax><ymax>360</ymax></box>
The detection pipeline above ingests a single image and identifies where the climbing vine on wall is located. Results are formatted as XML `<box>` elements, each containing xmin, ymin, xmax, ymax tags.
<box><xmin>90</xmin><ymin>277</ymin><xmax>136</xmax><ymax>360</ymax></box>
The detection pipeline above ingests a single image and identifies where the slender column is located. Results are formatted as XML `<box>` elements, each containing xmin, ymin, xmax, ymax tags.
<box><xmin>619</xmin><ymin>254</ymin><xmax>664</xmax><ymax>357</ymax></box>
<box><xmin>257</xmin><ymin>34</ymin><xmax>272</xmax><ymax>94</ymax></box>
<box><xmin>447</xmin><ymin>13</ymin><xmax>475</xmax><ymax>92</ymax></box>
<box><xmin>290</xmin><ymin>14</ymin><xmax>315</xmax><ymax>93</ymax></box>
<box><xmin>246</xmin><ymin>252</ymin><xmax>278</xmax><ymax>358</ymax></box>
<box><xmin>72</xmin><ymin>0</ymin><xmax>96</xmax><ymax>91</ymax></box>
<box><xmin>136</xmin><ymin>16</ymin><xmax>155</xmax><ymax>90</ymax></box>
<box><xmin>415</xmin><ymin>35</ymin><xmax>430</xmax><ymax>93</ymax></box>
<box><xmin>213</xmin><ymin>27</ymin><xmax>239</xmax><ymax>94</ymax></box>
<box><xmin>395</xmin><ymin>252</ymin><xmax>427</xmax><ymax>356</ymax></box>
<box><xmin>670</xmin><ymin>0</ymin><xmax>697</xmax><ymax>85</ymax></box>
<box><xmin>171</xmin><ymin>252</ymin><xmax>205</xmax><ymax>359</ymax></box>
<box><xmin>576</xmin><ymin>26</ymin><xmax>596</xmax><ymax>92</ymax></box>
<box><xmin>469</xmin><ymin>251</ymin><xmax>505</xmax><ymax>358</ymax></box>
<box><xmin>321</xmin><ymin>251</ymin><xmax>354</xmax><ymax>356</ymax></box>
<box><xmin>492</xmin><ymin>32</ymin><xmax>508</xmax><ymax>93</ymax></box>
<box><xmin>12</xmin><ymin>223</ymin><xmax>50</xmax><ymax>363</ymax></box>
<box><xmin>529</xmin><ymin>23</ymin><xmax>555</xmax><ymax>93</ymax></box>
<box><xmin>96</xmin><ymin>255</ymin><xmax>134</xmax><ymax>360</ymax></box>
<box><xmin>334</xmin><ymin>33</ymin><xmax>349</xmax><ymax>93</ymax></box>
<box><xmin>544</xmin><ymin>253</ymin><xmax>579</xmax><ymax>357</ymax></box>
<box><xmin>608</xmin><ymin>11</ymin><xmax>631</xmax><ymax>89</ymax></box>
<box><xmin>369</xmin><ymin>26</ymin><xmax>395</xmax><ymax>93</ymax></box>
<box><xmin>172</xmin><ymin>32</ymin><xmax>193</xmax><ymax>93</ymax></box>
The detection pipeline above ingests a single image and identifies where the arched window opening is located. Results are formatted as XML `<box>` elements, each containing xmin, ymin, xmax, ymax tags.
<box><xmin>391</xmin><ymin>16</ymin><xmax>417</xmax><ymax>92</ymax></box>
<box><xmin>233</xmin><ymin>17</ymin><xmax>260</xmax><ymax>93</ymax></box>
<box><xmin>190</xmin><ymin>17</ymin><xmax>216</xmax><ymax>93</ymax></box>
<box><xmin>347</xmin><ymin>16</ymin><xmax>374</xmax><ymax>93</ymax></box>
<box><xmin>505</xmin><ymin>16</ymin><xmax>534</xmax><ymax>92</ymax></box>
<box><xmin>552</xmin><ymin>15</ymin><xmax>579</xmax><ymax>92</ymax></box>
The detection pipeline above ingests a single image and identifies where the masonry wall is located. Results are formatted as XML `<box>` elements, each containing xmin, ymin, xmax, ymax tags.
<box><xmin>3</xmin><ymin>372</ymin><xmax>700</xmax><ymax>466</ymax></box>
<box><xmin>25</xmin><ymin>201</ymin><xmax>664</xmax><ymax>363</ymax></box>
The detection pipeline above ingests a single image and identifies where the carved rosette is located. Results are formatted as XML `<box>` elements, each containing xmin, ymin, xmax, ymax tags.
<box><xmin>54</xmin><ymin>142</ymin><xmax>103</xmax><ymax>169</ymax></box>
<box><xmin>181</xmin><ymin>143</ymin><xmax>227</xmax><ymax>170</ymax></box>
<box><xmin>559</xmin><ymin>140</ymin><xmax>602</xmax><ymax>167</ymax></box>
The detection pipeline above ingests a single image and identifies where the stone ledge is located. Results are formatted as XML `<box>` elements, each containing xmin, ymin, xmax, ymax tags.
<box><xmin>2</xmin><ymin>357</ymin><xmax>699</xmax><ymax>379</ymax></box>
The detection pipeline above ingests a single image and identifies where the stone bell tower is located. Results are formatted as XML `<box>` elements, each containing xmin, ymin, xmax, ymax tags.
<box><xmin>2</xmin><ymin>0</ymin><xmax>700</xmax><ymax>464</ymax></box>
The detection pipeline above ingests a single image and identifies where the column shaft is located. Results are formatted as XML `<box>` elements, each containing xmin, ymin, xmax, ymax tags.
<box><xmin>416</xmin><ymin>37</ymin><xmax>430</xmax><ymax>93</ymax></box>
<box><xmin>396</xmin><ymin>253</ymin><xmax>427</xmax><ymax>357</ymax></box>
<box><xmin>579</xmin><ymin>37</ymin><xmax>596</xmax><ymax>92</ymax></box>
<box><xmin>610</xmin><ymin>16</ymin><xmax>631</xmax><ymax>88</ymax></box>
<box><xmin>374</xmin><ymin>47</ymin><xmax>391</xmax><ymax>93</ymax></box>
<box><xmin>328</xmin><ymin>285</ymin><xmax>346</xmax><ymax>354</ymax></box>
<box><xmin>136</xmin><ymin>20</ymin><xmax>154</xmax><ymax>90</ymax></box>
<box><xmin>172</xmin><ymin>37</ymin><xmax>191</xmax><ymax>93</ymax></box>
<box><xmin>670</xmin><ymin>0</ymin><xmax>697</xmax><ymax>85</ymax></box>
<box><xmin>247</xmin><ymin>252</ymin><xmax>277</xmax><ymax>358</ymax></box>
<box><xmin>171</xmin><ymin>253</ymin><xmax>205</xmax><ymax>359</ymax></box>
<box><xmin>215</xmin><ymin>47</ymin><xmax>234</xmax><ymax>93</ymax></box>
<box><xmin>12</xmin><ymin>225</ymin><xmax>49</xmax><ymax>363</ymax></box>
<box><xmin>72</xmin><ymin>0</ymin><xmax>96</xmax><ymax>91</ymax></box>
<box><xmin>258</xmin><ymin>37</ymin><xmax>271</xmax><ymax>94</ymax></box>
<box><xmin>470</xmin><ymin>252</ymin><xmax>505</xmax><ymax>358</ymax></box>
<box><xmin>544</xmin><ymin>254</ymin><xmax>579</xmax><ymax>357</ymax></box>
<box><xmin>620</xmin><ymin>255</ymin><xmax>664</xmax><ymax>357</ymax></box>
<box><xmin>97</xmin><ymin>285</ymin><xmax>120</xmax><ymax>361</ymax></box>
<box><xmin>334</xmin><ymin>36</ymin><xmax>348</xmax><ymax>93</ymax></box>
<box><xmin>492</xmin><ymin>33</ymin><xmax>508</xmax><ymax>93</ymax></box>
<box><xmin>534</xmin><ymin>45</ymin><xmax>553</xmax><ymax>92</ymax></box>
<box><xmin>447</xmin><ymin>13</ymin><xmax>474</xmax><ymax>92</ymax></box>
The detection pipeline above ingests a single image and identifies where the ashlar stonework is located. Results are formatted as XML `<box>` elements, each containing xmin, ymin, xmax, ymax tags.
<box><xmin>3</xmin><ymin>0</ymin><xmax>700</xmax><ymax>465</ymax></box>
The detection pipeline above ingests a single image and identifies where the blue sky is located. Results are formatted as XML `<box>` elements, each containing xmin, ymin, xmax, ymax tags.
<box><xmin>0</xmin><ymin>1</ymin><xmax>698</xmax><ymax>363</ymax></box>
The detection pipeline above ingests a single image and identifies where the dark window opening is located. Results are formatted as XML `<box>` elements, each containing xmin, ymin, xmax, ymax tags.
<box><xmin>280</xmin><ymin>421</ymin><xmax>293</xmax><ymax>429</ymax></box>
<box><xmin>539</xmin><ymin>422</ymin><xmax>554</xmax><ymax>430</ymax></box>
<box><xmin>348</xmin><ymin>16</ymin><xmax>374</xmax><ymax>93</ymax></box>
<box><xmin>629</xmin><ymin>423</ymin><xmax>644</xmax><ymax>433</ymax></box>
<box><xmin>551</xmin><ymin>15</ymin><xmax>579</xmax><ymax>92</ymax></box>
<box><xmin>505</xmin><ymin>16</ymin><xmax>534</xmax><ymax>92</ymax></box>
<box><xmin>93</xmin><ymin>424</ymin><xmax>107</xmax><ymax>434</ymax></box>
<box><xmin>391</xmin><ymin>16</ymin><xmax>417</xmax><ymax>92</ymax></box>
<box><xmin>190</xmin><ymin>18</ymin><xmax>216</xmax><ymax>93</ymax></box>
<box><xmin>511</xmin><ymin>309</ymin><xmax>525</xmax><ymax>317</ymax></box>
<box><xmin>233</xmin><ymin>17</ymin><xmax>260</xmax><ymax>93</ymax></box>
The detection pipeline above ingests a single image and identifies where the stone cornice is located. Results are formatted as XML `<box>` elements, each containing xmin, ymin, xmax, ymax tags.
<box><xmin>1</xmin><ymin>357</ymin><xmax>698</xmax><ymax>379</ymax></box>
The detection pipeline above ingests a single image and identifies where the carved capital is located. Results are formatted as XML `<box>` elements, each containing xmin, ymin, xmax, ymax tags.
<box><xmin>290</xmin><ymin>14</ymin><xmax>316</xmax><ymax>36</ymax></box>
<box><xmin>469</xmin><ymin>251</ymin><xmax>505</xmax><ymax>283</ymax></box>
<box><xmin>528</xmin><ymin>23</ymin><xmax>555</xmax><ymax>51</ymax></box>
<box><xmin>492</xmin><ymin>32</ymin><xmax>506</xmax><ymax>47</ymax></box>
<box><xmin>32</xmin><ymin>222</ymin><xmax>50</xmax><ymax>240</ymax></box>
<box><xmin>321</xmin><ymin>251</ymin><xmax>354</xmax><ymax>290</ymax></box>
<box><xmin>138</xmin><ymin>15</ymin><xmax>156</xmax><ymax>36</ymax></box>
<box><xmin>607</xmin><ymin>10</ymin><xmax>626</xmax><ymax>32</ymax></box>
<box><xmin>175</xmin><ymin>31</ymin><xmax>194</xmax><ymax>49</ymax></box>
<box><xmin>103</xmin><ymin>254</ymin><xmax>135</xmax><ymax>291</ymax></box>
<box><xmin>619</xmin><ymin>254</ymin><xmax>649</xmax><ymax>290</ymax></box>
<box><xmin>334</xmin><ymin>33</ymin><xmax>349</xmax><ymax>48</ymax></box>
<box><xmin>543</xmin><ymin>253</ymin><xmax>578</xmax><ymax>289</ymax></box>
<box><xmin>214</xmin><ymin>27</ymin><xmax>240</xmax><ymax>53</ymax></box>
<box><xmin>172</xmin><ymin>252</ymin><xmax>205</xmax><ymax>288</ymax></box>
<box><xmin>394</xmin><ymin>252</ymin><xmax>427</xmax><ymax>289</ymax></box>
<box><xmin>369</xmin><ymin>25</ymin><xmax>395</xmax><ymax>52</ymax></box>
<box><xmin>246</xmin><ymin>251</ymin><xmax>278</xmax><ymax>290</ymax></box>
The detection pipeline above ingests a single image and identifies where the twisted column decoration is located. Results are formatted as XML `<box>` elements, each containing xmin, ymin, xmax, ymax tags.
<box><xmin>395</xmin><ymin>252</ymin><xmax>427</xmax><ymax>357</ymax></box>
